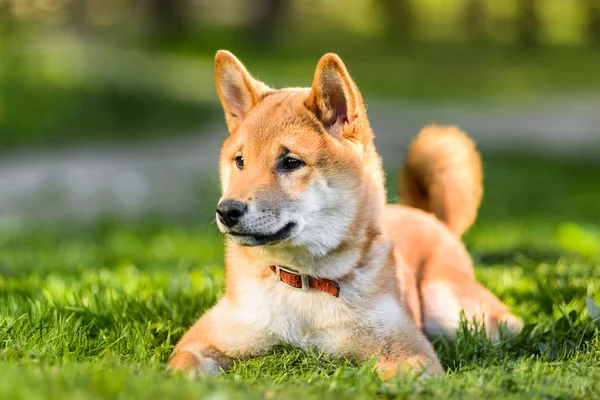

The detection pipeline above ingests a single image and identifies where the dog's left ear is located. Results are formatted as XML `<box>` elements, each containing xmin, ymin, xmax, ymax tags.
<box><xmin>215</xmin><ymin>50</ymin><xmax>271</xmax><ymax>133</ymax></box>
<box><xmin>306</xmin><ymin>53</ymin><xmax>362</xmax><ymax>139</ymax></box>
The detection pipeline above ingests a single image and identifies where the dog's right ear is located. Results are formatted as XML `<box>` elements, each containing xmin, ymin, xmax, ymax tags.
<box><xmin>214</xmin><ymin>50</ymin><xmax>270</xmax><ymax>133</ymax></box>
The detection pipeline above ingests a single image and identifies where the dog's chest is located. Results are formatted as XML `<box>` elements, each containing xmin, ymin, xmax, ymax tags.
<box><xmin>233</xmin><ymin>278</ymin><xmax>407</xmax><ymax>353</ymax></box>
<box><xmin>233</xmin><ymin>279</ymin><xmax>357</xmax><ymax>350</ymax></box>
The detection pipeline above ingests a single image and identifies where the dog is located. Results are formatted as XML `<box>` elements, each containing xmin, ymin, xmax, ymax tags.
<box><xmin>167</xmin><ymin>50</ymin><xmax>523</xmax><ymax>379</ymax></box>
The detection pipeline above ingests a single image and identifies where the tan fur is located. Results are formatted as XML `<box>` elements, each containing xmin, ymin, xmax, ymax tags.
<box><xmin>167</xmin><ymin>51</ymin><xmax>522</xmax><ymax>379</ymax></box>
<box><xmin>401</xmin><ymin>125</ymin><xmax>483</xmax><ymax>237</ymax></box>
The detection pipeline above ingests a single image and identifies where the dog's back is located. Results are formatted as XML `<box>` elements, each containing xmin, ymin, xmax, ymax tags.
<box><xmin>383</xmin><ymin>127</ymin><xmax>522</xmax><ymax>338</ymax></box>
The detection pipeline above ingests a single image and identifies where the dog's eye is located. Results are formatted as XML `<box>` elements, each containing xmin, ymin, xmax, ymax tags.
<box><xmin>235</xmin><ymin>155</ymin><xmax>244</xmax><ymax>169</ymax></box>
<box><xmin>280</xmin><ymin>157</ymin><xmax>304</xmax><ymax>171</ymax></box>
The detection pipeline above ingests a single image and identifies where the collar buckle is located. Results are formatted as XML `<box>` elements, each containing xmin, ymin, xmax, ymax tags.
<box><xmin>275</xmin><ymin>265</ymin><xmax>309</xmax><ymax>291</ymax></box>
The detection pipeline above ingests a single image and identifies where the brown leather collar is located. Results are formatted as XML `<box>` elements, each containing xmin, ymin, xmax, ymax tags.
<box><xmin>269</xmin><ymin>265</ymin><xmax>340</xmax><ymax>297</ymax></box>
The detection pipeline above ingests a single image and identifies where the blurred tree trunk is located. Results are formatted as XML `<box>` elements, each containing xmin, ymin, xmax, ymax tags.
<box><xmin>0</xmin><ymin>2</ymin><xmax>14</xmax><ymax>43</ymax></box>
<box><xmin>248</xmin><ymin>0</ymin><xmax>289</xmax><ymax>47</ymax></box>
<box><xmin>150</xmin><ymin>0</ymin><xmax>188</xmax><ymax>40</ymax></box>
<box><xmin>515</xmin><ymin>0</ymin><xmax>540</xmax><ymax>47</ymax></box>
<box><xmin>379</xmin><ymin>0</ymin><xmax>413</xmax><ymax>42</ymax></box>
<box><xmin>0</xmin><ymin>1</ymin><xmax>11</xmax><ymax>27</ymax></box>
<box><xmin>584</xmin><ymin>0</ymin><xmax>600</xmax><ymax>45</ymax></box>
<box><xmin>67</xmin><ymin>0</ymin><xmax>89</xmax><ymax>32</ymax></box>
<box><xmin>462</xmin><ymin>0</ymin><xmax>488</xmax><ymax>40</ymax></box>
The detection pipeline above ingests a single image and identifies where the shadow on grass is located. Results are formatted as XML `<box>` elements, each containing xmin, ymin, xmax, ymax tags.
<box><xmin>472</xmin><ymin>246</ymin><xmax>567</xmax><ymax>266</ymax></box>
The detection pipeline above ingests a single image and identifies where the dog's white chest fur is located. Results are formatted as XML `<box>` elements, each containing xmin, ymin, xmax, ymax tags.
<box><xmin>231</xmin><ymin>275</ymin><xmax>408</xmax><ymax>353</ymax></box>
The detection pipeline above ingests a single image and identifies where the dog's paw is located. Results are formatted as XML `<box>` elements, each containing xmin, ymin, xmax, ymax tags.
<box><xmin>167</xmin><ymin>350</ymin><xmax>222</xmax><ymax>378</ymax></box>
<box><xmin>377</xmin><ymin>355</ymin><xmax>445</xmax><ymax>382</ymax></box>
<box><xmin>487</xmin><ymin>312</ymin><xmax>524</xmax><ymax>340</ymax></box>
<box><xmin>500</xmin><ymin>313</ymin><xmax>524</xmax><ymax>334</ymax></box>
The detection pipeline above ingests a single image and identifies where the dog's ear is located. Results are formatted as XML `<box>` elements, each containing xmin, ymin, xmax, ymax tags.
<box><xmin>215</xmin><ymin>50</ymin><xmax>270</xmax><ymax>133</ymax></box>
<box><xmin>306</xmin><ymin>53</ymin><xmax>362</xmax><ymax>139</ymax></box>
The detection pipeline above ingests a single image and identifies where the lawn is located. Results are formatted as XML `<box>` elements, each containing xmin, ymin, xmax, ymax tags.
<box><xmin>1</xmin><ymin>153</ymin><xmax>600</xmax><ymax>399</ymax></box>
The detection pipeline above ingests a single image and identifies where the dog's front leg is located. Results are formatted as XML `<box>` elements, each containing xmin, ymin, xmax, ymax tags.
<box><xmin>372</xmin><ymin>325</ymin><xmax>445</xmax><ymax>380</ymax></box>
<box><xmin>168</xmin><ymin>299</ymin><xmax>275</xmax><ymax>376</ymax></box>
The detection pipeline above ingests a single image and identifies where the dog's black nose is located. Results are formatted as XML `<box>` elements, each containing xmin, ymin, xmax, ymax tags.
<box><xmin>216</xmin><ymin>200</ymin><xmax>248</xmax><ymax>227</ymax></box>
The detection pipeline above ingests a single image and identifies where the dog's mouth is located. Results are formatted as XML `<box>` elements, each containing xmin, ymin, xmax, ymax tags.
<box><xmin>227</xmin><ymin>222</ymin><xmax>297</xmax><ymax>246</ymax></box>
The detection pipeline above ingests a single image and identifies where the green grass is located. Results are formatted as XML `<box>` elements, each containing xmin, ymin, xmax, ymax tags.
<box><xmin>1</xmin><ymin>153</ymin><xmax>600</xmax><ymax>399</ymax></box>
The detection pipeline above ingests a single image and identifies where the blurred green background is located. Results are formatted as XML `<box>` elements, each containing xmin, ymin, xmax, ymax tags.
<box><xmin>2</xmin><ymin>0</ymin><xmax>600</xmax><ymax>148</ymax></box>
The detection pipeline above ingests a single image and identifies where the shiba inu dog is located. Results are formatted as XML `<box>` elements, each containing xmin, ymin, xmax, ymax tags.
<box><xmin>168</xmin><ymin>50</ymin><xmax>523</xmax><ymax>378</ymax></box>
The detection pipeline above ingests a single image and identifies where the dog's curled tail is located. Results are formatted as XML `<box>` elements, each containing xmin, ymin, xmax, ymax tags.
<box><xmin>400</xmin><ymin>125</ymin><xmax>483</xmax><ymax>237</ymax></box>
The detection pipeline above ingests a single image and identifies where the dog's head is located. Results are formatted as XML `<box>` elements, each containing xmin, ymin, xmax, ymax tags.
<box><xmin>214</xmin><ymin>51</ymin><xmax>382</xmax><ymax>256</ymax></box>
